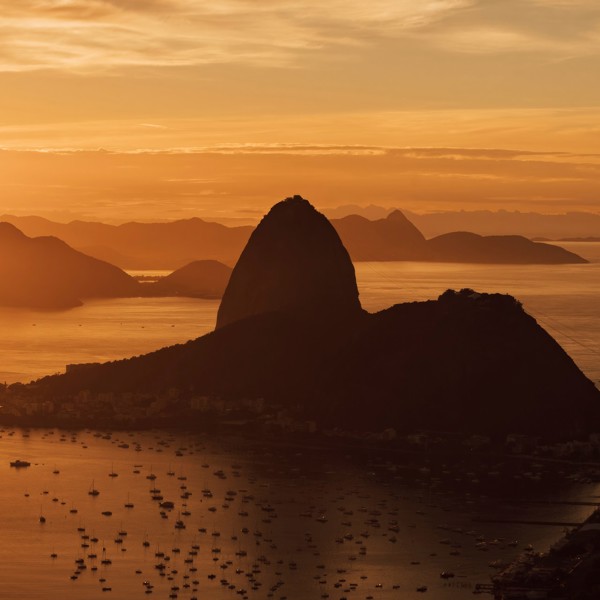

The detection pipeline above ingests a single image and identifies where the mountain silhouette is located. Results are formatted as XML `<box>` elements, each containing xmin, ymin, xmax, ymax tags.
<box><xmin>24</xmin><ymin>197</ymin><xmax>599</xmax><ymax>437</ymax></box>
<box><xmin>426</xmin><ymin>232</ymin><xmax>586</xmax><ymax>264</ymax></box>
<box><xmin>335</xmin><ymin>212</ymin><xmax>585</xmax><ymax>263</ymax></box>
<box><xmin>0</xmin><ymin>223</ymin><xmax>139</xmax><ymax>309</ymax></box>
<box><xmin>0</xmin><ymin>215</ymin><xmax>252</xmax><ymax>269</ymax></box>
<box><xmin>217</xmin><ymin>196</ymin><xmax>362</xmax><ymax>329</ymax></box>
<box><xmin>332</xmin><ymin>210</ymin><xmax>426</xmax><ymax>261</ymax></box>
<box><xmin>1</xmin><ymin>210</ymin><xmax>586</xmax><ymax>268</ymax></box>
<box><xmin>149</xmin><ymin>260</ymin><xmax>232</xmax><ymax>299</ymax></box>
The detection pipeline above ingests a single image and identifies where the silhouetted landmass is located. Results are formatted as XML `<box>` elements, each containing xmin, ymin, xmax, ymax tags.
<box><xmin>326</xmin><ymin>206</ymin><xmax>600</xmax><ymax>239</ymax></box>
<box><xmin>404</xmin><ymin>209</ymin><xmax>600</xmax><ymax>240</ymax></box>
<box><xmin>0</xmin><ymin>223</ymin><xmax>139</xmax><ymax>309</ymax></box>
<box><xmin>217</xmin><ymin>196</ymin><xmax>362</xmax><ymax>329</ymax></box>
<box><xmin>148</xmin><ymin>260</ymin><xmax>232</xmax><ymax>299</ymax></box>
<box><xmin>425</xmin><ymin>232</ymin><xmax>586</xmax><ymax>264</ymax></box>
<box><xmin>336</xmin><ymin>214</ymin><xmax>585</xmax><ymax>264</ymax></box>
<box><xmin>0</xmin><ymin>215</ymin><xmax>252</xmax><ymax>269</ymax></box>
<box><xmin>2</xmin><ymin>210</ymin><xmax>587</xmax><ymax>268</ymax></box>
<box><xmin>332</xmin><ymin>210</ymin><xmax>426</xmax><ymax>261</ymax></box>
<box><xmin>0</xmin><ymin>224</ymin><xmax>235</xmax><ymax>308</ymax></box>
<box><xmin>21</xmin><ymin>197</ymin><xmax>599</xmax><ymax>437</ymax></box>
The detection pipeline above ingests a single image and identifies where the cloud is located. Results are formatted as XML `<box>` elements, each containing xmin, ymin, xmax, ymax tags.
<box><xmin>1</xmin><ymin>0</ymin><xmax>599</xmax><ymax>74</ymax></box>
<box><xmin>0</xmin><ymin>0</ymin><xmax>599</xmax><ymax>75</ymax></box>
<box><xmin>1</xmin><ymin>144</ymin><xmax>599</xmax><ymax>221</ymax></box>
<box><xmin>427</xmin><ymin>27</ymin><xmax>558</xmax><ymax>54</ymax></box>
<box><xmin>0</xmin><ymin>0</ymin><xmax>473</xmax><ymax>72</ymax></box>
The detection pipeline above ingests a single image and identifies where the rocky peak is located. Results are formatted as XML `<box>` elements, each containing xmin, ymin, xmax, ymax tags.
<box><xmin>216</xmin><ymin>195</ymin><xmax>362</xmax><ymax>329</ymax></box>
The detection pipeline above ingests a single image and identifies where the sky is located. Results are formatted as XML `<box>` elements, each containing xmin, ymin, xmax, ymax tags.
<box><xmin>1</xmin><ymin>0</ymin><xmax>599</xmax><ymax>222</ymax></box>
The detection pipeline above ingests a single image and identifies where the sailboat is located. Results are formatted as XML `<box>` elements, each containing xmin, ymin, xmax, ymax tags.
<box><xmin>146</xmin><ymin>465</ymin><xmax>157</xmax><ymax>481</ymax></box>
<box><xmin>88</xmin><ymin>480</ymin><xmax>100</xmax><ymax>496</ymax></box>
<box><xmin>174</xmin><ymin>512</ymin><xmax>186</xmax><ymax>529</ymax></box>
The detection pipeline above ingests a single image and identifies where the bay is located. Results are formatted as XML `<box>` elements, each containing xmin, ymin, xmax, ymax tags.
<box><xmin>0</xmin><ymin>427</ymin><xmax>597</xmax><ymax>599</ymax></box>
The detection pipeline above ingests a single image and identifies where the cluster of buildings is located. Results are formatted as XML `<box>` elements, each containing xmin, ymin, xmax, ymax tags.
<box><xmin>0</xmin><ymin>384</ymin><xmax>268</xmax><ymax>428</ymax></box>
<box><xmin>2</xmin><ymin>382</ymin><xmax>600</xmax><ymax>461</ymax></box>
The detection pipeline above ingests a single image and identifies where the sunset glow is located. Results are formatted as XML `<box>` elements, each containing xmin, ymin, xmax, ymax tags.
<box><xmin>1</xmin><ymin>0</ymin><xmax>599</xmax><ymax>220</ymax></box>
<box><xmin>2</xmin><ymin>6</ymin><xmax>600</xmax><ymax>599</ymax></box>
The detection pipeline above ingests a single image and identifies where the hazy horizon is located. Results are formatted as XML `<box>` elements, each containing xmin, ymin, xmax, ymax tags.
<box><xmin>2</xmin><ymin>201</ymin><xmax>600</xmax><ymax>227</ymax></box>
<box><xmin>1</xmin><ymin>1</ymin><xmax>600</xmax><ymax>222</ymax></box>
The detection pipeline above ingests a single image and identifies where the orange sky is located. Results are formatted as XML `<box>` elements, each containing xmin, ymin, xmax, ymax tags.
<box><xmin>0</xmin><ymin>1</ymin><xmax>599</xmax><ymax>221</ymax></box>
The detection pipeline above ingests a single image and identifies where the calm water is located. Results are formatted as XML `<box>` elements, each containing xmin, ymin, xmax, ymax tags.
<box><xmin>1</xmin><ymin>428</ymin><xmax>597</xmax><ymax>600</ymax></box>
<box><xmin>0</xmin><ymin>243</ymin><xmax>598</xmax><ymax>387</ymax></box>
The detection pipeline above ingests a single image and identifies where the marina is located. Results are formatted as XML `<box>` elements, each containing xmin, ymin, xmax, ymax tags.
<box><xmin>1</xmin><ymin>427</ymin><xmax>599</xmax><ymax>599</ymax></box>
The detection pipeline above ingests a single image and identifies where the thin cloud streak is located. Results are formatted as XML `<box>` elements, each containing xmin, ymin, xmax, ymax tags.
<box><xmin>0</xmin><ymin>144</ymin><xmax>599</xmax><ymax>223</ymax></box>
<box><xmin>0</xmin><ymin>0</ymin><xmax>472</xmax><ymax>72</ymax></box>
<box><xmin>0</xmin><ymin>0</ymin><xmax>598</xmax><ymax>73</ymax></box>
<box><xmin>2</xmin><ymin>107</ymin><xmax>600</xmax><ymax>155</ymax></box>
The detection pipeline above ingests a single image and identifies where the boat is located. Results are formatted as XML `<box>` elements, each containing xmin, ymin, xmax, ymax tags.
<box><xmin>174</xmin><ymin>512</ymin><xmax>186</xmax><ymax>529</ymax></box>
<box><xmin>10</xmin><ymin>459</ymin><xmax>31</xmax><ymax>468</ymax></box>
<box><xmin>88</xmin><ymin>481</ymin><xmax>100</xmax><ymax>496</ymax></box>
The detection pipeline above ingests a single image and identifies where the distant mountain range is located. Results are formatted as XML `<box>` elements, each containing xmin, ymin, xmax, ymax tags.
<box><xmin>1</xmin><ymin>210</ymin><xmax>586</xmax><ymax>269</ymax></box>
<box><xmin>0</xmin><ymin>223</ymin><xmax>232</xmax><ymax>309</ymax></box>
<box><xmin>0</xmin><ymin>215</ymin><xmax>250</xmax><ymax>270</ymax></box>
<box><xmin>325</xmin><ymin>206</ymin><xmax>600</xmax><ymax>240</ymax></box>
<box><xmin>332</xmin><ymin>211</ymin><xmax>585</xmax><ymax>264</ymax></box>
<box><xmin>21</xmin><ymin>196</ymin><xmax>600</xmax><ymax>438</ymax></box>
